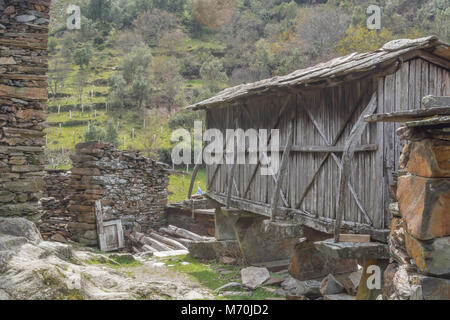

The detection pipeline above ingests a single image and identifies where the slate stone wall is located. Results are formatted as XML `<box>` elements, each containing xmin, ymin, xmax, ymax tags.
<box><xmin>385</xmin><ymin>128</ymin><xmax>450</xmax><ymax>300</ymax></box>
<box><xmin>0</xmin><ymin>0</ymin><xmax>50</xmax><ymax>221</ymax></box>
<box><xmin>67</xmin><ymin>142</ymin><xmax>169</xmax><ymax>246</ymax></box>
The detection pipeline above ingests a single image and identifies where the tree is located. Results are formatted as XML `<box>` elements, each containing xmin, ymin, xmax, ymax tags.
<box><xmin>133</xmin><ymin>9</ymin><xmax>178</xmax><ymax>46</ymax></box>
<box><xmin>335</xmin><ymin>25</ymin><xmax>394</xmax><ymax>55</ymax></box>
<box><xmin>84</xmin><ymin>123</ymin><xmax>105</xmax><ymax>142</ymax></box>
<box><xmin>72</xmin><ymin>45</ymin><xmax>92</xmax><ymax>69</ymax></box>
<box><xmin>104</xmin><ymin>121</ymin><xmax>119</xmax><ymax>147</ymax></box>
<box><xmin>150</xmin><ymin>56</ymin><xmax>185</xmax><ymax>112</ymax></box>
<box><xmin>158</xmin><ymin>29</ymin><xmax>186</xmax><ymax>54</ymax></box>
<box><xmin>74</xmin><ymin>70</ymin><xmax>88</xmax><ymax>107</ymax></box>
<box><xmin>85</xmin><ymin>0</ymin><xmax>112</xmax><ymax>23</ymax></box>
<box><xmin>122</xmin><ymin>44</ymin><xmax>153</xmax><ymax>83</ymax></box>
<box><xmin>108</xmin><ymin>44</ymin><xmax>153</xmax><ymax>109</ymax></box>
<box><xmin>296</xmin><ymin>5</ymin><xmax>349</xmax><ymax>60</ymax></box>
<box><xmin>200</xmin><ymin>57</ymin><xmax>228</xmax><ymax>91</ymax></box>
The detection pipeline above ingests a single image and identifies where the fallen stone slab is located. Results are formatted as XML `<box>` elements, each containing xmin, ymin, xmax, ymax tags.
<box><xmin>153</xmin><ymin>250</ymin><xmax>189</xmax><ymax>258</ymax></box>
<box><xmin>186</xmin><ymin>240</ymin><xmax>241</xmax><ymax>261</ymax></box>
<box><xmin>263</xmin><ymin>277</ymin><xmax>284</xmax><ymax>286</ymax></box>
<box><xmin>411</xmin><ymin>273</ymin><xmax>450</xmax><ymax>300</ymax></box>
<box><xmin>314</xmin><ymin>238</ymin><xmax>389</xmax><ymax>260</ymax></box>
<box><xmin>215</xmin><ymin>282</ymin><xmax>244</xmax><ymax>293</ymax></box>
<box><xmin>320</xmin><ymin>274</ymin><xmax>345</xmax><ymax>295</ymax></box>
<box><xmin>405</xmin><ymin>233</ymin><xmax>450</xmax><ymax>276</ymax></box>
<box><xmin>281</xmin><ymin>276</ymin><xmax>321</xmax><ymax>299</ymax></box>
<box><xmin>252</xmin><ymin>259</ymin><xmax>289</xmax><ymax>272</ymax></box>
<box><xmin>323</xmin><ymin>293</ymin><xmax>356</xmax><ymax>300</ymax></box>
<box><xmin>334</xmin><ymin>270</ymin><xmax>362</xmax><ymax>296</ymax></box>
<box><xmin>241</xmin><ymin>267</ymin><xmax>271</xmax><ymax>290</ymax></box>
<box><xmin>289</xmin><ymin>238</ymin><xmax>358</xmax><ymax>280</ymax></box>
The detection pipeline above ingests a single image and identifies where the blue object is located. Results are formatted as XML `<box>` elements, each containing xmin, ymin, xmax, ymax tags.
<box><xmin>197</xmin><ymin>185</ymin><xmax>203</xmax><ymax>195</ymax></box>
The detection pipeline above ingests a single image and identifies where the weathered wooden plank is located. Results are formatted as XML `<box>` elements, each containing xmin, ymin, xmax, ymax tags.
<box><xmin>270</xmin><ymin>121</ymin><xmax>294</xmax><ymax>219</ymax></box>
<box><xmin>339</xmin><ymin>234</ymin><xmax>371</xmax><ymax>243</ymax></box>
<box><xmin>334</xmin><ymin>94</ymin><xmax>378</xmax><ymax>241</ymax></box>
<box><xmin>243</xmin><ymin>95</ymin><xmax>292</xmax><ymax>198</ymax></box>
<box><xmin>405</xmin><ymin>115</ymin><xmax>450</xmax><ymax>127</ymax></box>
<box><xmin>422</xmin><ymin>95</ymin><xmax>450</xmax><ymax>108</ymax></box>
<box><xmin>364</xmin><ymin>106</ymin><xmax>450</xmax><ymax>123</ymax></box>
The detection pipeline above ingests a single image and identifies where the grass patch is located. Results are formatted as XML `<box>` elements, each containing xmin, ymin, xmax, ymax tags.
<box><xmin>163</xmin><ymin>255</ymin><xmax>282</xmax><ymax>300</ymax></box>
<box><xmin>168</xmin><ymin>168</ymin><xmax>206</xmax><ymax>203</ymax></box>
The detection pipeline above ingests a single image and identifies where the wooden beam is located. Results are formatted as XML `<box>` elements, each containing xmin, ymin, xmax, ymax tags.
<box><xmin>270</xmin><ymin>121</ymin><xmax>294</xmax><ymax>220</ymax></box>
<box><xmin>206</xmin><ymin>191</ymin><xmax>389</xmax><ymax>243</ymax></box>
<box><xmin>187</xmin><ymin>146</ymin><xmax>205</xmax><ymax>199</ymax></box>
<box><xmin>334</xmin><ymin>94</ymin><xmax>378</xmax><ymax>242</ymax></box>
<box><xmin>364</xmin><ymin>106</ymin><xmax>450</xmax><ymax>123</ymax></box>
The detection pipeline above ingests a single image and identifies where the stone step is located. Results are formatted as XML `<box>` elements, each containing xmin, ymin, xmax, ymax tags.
<box><xmin>314</xmin><ymin>238</ymin><xmax>389</xmax><ymax>260</ymax></box>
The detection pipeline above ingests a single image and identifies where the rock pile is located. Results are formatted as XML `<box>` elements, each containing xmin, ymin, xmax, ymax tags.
<box><xmin>0</xmin><ymin>0</ymin><xmax>50</xmax><ymax>221</ymax></box>
<box><xmin>67</xmin><ymin>141</ymin><xmax>169</xmax><ymax>246</ymax></box>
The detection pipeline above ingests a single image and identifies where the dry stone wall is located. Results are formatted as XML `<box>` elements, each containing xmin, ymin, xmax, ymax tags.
<box><xmin>67</xmin><ymin>142</ymin><xmax>169</xmax><ymax>246</ymax></box>
<box><xmin>38</xmin><ymin>170</ymin><xmax>73</xmax><ymax>242</ymax></box>
<box><xmin>385</xmin><ymin>125</ymin><xmax>450</xmax><ymax>300</ymax></box>
<box><xmin>0</xmin><ymin>0</ymin><xmax>50</xmax><ymax>221</ymax></box>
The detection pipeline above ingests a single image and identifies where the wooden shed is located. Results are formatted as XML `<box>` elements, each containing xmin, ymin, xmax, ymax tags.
<box><xmin>186</xmin><ymin>36</ymin><xmax>450</xmax><ymax>242</ymax></box>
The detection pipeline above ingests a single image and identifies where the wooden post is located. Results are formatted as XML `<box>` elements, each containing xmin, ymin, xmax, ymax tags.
<box><xmin>187</xmin><ymin>145</ymin><xmax>205</xmax><ymax>199</ymax></box>
<box><xmin>334</xmin><ymin>94</ymin><xmax>378</xmax><ymax>242</ymax></box>
<box><xmin>270</xmin><ymin>121</ymin><xmax>294</xmax><ymax>220</ymax></box>
<box><xmin>58</xmin><ymin>105</ymin><xmax>60</xmax><ymax>114</ymax></box>
<box><xmin>59</xmin><ymin>123</ymin><xmax>62</xmax><ymax>136</ymax></box>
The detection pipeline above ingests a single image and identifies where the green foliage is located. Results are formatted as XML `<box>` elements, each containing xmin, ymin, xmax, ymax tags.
<box><xmin>168</xmin><ymin>110</ymin><xmax>205</xmax><ymax>130</ymax></box>
<box><xmin>104</xmin><ymin>121</ymin><xmax>119</xmax><ymax>147</ymax></box>
<box><xmin>200</xmin><ymin>58</ymin><xmax>228</xmax><ymax>90</ymax></box>
<box><xmin>72</xmin><ymin>45</ymin><xmax>93</xmax><ymax>69</ymax></box>
<box><xmin>108</xmin><ymin>45</ymin><xmax>153</xmax><ymax>109</ymax></box>
<box><xmin>84</xmin><ymin>123</ymin><xmax>104</xmax><ymax>142</ymax></box>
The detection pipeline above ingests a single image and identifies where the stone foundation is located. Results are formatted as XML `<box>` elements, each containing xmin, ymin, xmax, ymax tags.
<box><xmin>0</xmin><ymin>0</ymin><xmax>50</xmax><ymax>221</ymax></box>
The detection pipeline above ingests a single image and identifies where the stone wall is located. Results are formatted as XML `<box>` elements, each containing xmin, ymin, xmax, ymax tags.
<box><xmin>38</xmin><ymin>170</ymin><xmax>73</xmax><ymax>242</ymax></box>
<box><xmin>0</xmin><ymin>0</ymin><xmax>50</xmax><ymax>221</ymax></box>
<box><xmin>384</xmin><ymin>126</ymin><xmax>450</xmax><ymax>300</ymax></box>
<box><xmin>166</xmin><ymin>205</ymin><xmax>215</xmax><ymax>237</ymax></box>
<box><xmin>68</xmin><ymin>142</ymin><xmax>169</xmax><ymax>246</ymax></box>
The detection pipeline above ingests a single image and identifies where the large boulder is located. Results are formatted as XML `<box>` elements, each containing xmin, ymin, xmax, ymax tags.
<box><xmin>397</xmin><ymin>174</ymin><xmax>450</xmax><ymax>240</ymax></box>
<box><xmin>241</xmin><ymin>267</ymin><xmax>270</xmax><ymax>290</ymax></box>
<box><xmin>0</xmin><ymin>217</ymin><xmax>42</xmax><ymax>243</ymax></box>
<box><xmin>405</xmin><ymin>233</ymin><xmax>450</xmax><ymax>276</ymax></box>
<box><xmin>281</xmin><ymin>276</ymin><xmax>321</xmax><ymax>299</ymax></box>
<box><xmin>407</xmin><ymin>139</ymin><xmax>450</xmax><ymax>178</ymax></box>
<box><xmin>289</xmin><ymin>239</ymin><xmax>358</xmax><ymax>281</ymax></box>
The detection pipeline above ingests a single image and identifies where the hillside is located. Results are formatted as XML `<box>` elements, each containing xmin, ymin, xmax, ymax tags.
<box><xmin>45</xmin><ymin>0</ymin><xmax>449</xmax><ymax>200</ymax></box>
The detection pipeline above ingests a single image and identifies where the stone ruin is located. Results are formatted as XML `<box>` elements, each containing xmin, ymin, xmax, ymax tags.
<box><xmin>0</xmin><ymin>0</ymin><xmax>49</xmax><ymax>221</ymax></box>
<box><xmin>38</xmin><ymin>142</ymin><xmax>170</xmax><ymax>247</ymax></box>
